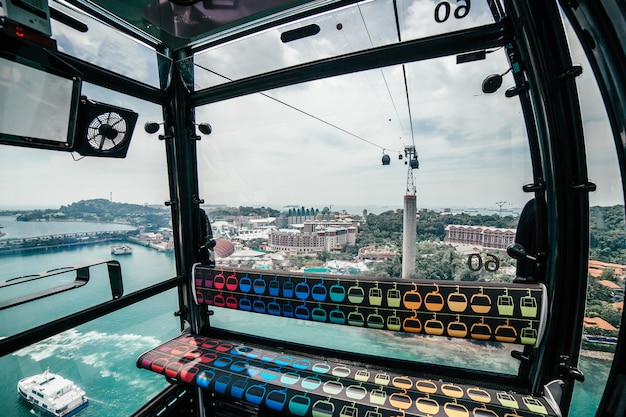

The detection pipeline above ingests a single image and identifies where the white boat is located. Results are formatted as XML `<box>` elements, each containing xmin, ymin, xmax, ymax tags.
<box><xmin>17</xmin><ymin>369</ymin><xmax>88</xmax><ymax>417</ymax></box>
<box><xmin>111</xmin><ymin>244</ymin><xmax>133</xmax><ymax>255</ymax></box>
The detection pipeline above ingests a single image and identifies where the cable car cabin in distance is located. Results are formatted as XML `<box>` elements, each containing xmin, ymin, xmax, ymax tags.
<box><xmin>0</xmin><ymin>2</ymin><xmax>625</xmax><ymax>417</ymax></box>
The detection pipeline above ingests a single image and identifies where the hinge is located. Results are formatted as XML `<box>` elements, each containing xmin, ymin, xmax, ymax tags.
<box><xmin>571</xmin><ymin>181</ymin><xmax>597</xmax><ymax>192</ymax></box>
<box><xmin>558</xmin><ymin>355</ymin><xmax>585</xmax><ymax>382</ymax></box>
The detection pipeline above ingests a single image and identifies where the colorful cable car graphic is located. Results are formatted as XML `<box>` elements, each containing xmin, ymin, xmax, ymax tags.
<box><xmin>1</xmin><ymin>1</ymin><xmax>624</xmax><ymax>417</ymax></box>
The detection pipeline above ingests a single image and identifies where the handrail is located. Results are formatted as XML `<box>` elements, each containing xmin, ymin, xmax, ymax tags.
<box><xmin>0</xmin><ymin>275</ymin><xmax>182</xmax><ymax>357</ymax></box>
<box><xmin>0</xmin><ymin>260</ymin><xmax>123</xmax><ymax>310</ymax></box>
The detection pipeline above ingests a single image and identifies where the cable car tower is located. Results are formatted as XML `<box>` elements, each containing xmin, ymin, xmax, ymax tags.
<box><xmin>402</xmin><ymin>145</ymin><xmax>418</xmax><ymax>278</ymax></box>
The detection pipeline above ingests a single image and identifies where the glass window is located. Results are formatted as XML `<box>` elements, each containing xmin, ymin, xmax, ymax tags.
<box><xmin>196</xmin><ymin>36</ymin><xmax>532</xmax><ymax>373</ymax></box>
<box><xmin>193</xmin><ymin>0</ymin><xmax>499</xmax><ymax>90</ymax></box>
<box><xmin>0</xmin><ymin>85</ymin><xmax>175</xmax><ymax>334</ymax></box>
<box><xmin>562</xmin><ymin>15</ymin><xmax>624</xmax><ymax>416</ymax></box>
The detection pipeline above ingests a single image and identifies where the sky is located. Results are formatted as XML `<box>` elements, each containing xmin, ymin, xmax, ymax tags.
<box><xmin>0</xmin><ymin>0</ymin><xmax>621</xmax><ymax>212</ymax></box>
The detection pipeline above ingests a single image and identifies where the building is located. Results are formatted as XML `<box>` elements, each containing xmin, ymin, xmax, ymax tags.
<box><xmin>267</xmin><ymin>224</ymin><xmax>357</xmax><ymax>254</ymax></box>
<box><xmin>358</xmin><ymin>245</ymin><xmax>396</xmax><ymax>261</ymax></box>
<box><xmin>444</xmin><ymin>225</ymin><xmax>516</xmax><ymax>250</ymax></box>
<box><xmin>588</xmin><ymin>260</ymin><xmax>626</xmax><ymax>279</ymax></box>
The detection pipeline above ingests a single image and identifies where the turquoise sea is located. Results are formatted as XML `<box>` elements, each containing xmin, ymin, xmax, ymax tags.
<box><xmin>0</xmin><ymin>217</ymin><xmax>613</xmax><ymax>416</ymax></box>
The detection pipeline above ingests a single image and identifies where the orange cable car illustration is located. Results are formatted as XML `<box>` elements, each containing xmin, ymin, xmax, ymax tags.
<box><xmin>402</xmin><ymin>312</ymin><xmax>422</xmax><ymax>333</ymax></box>
<box><xmin>495</xmin><ymin>319</ymin><xmax>518</xmax><ymax>343</ymax></box>
<box><xmin>425</xmin><ymin>313</ymin><xmax>445</xmax><ymax>336</ymax></box>
<box><xmin>424</xmin><ymin>283</ymin><xmax>444</xmax><ymax>312</ymax></box>
<box><xmin>441</xmin><ymin>383</ymin><xmax>464</xmax><ymax>398</ymax></box>
<box><xmin>447</xmin><ymin>285</ymin><xmax>468</xmax><ymax>312</ymax></box>
<box><xmin>447</xmin><ymin>315</ymin><xmax>468</xmax><ymax>338</ymax></box>
<box><xmin>472</xmin><ymin>404</ymin><xmax>498</xmax><ymax>417</ymax></box>
<box><xmin>415</xmin><ymin>395</ymin><xmax>440</xmax><ymax>415</ymax></box>
<box><xmin>402</xmin><ymin>282</ymin><xmax>422</xmax><ymax>310</ymax></box>
<box><xmin>415</xmin><ymin>379</ymin><xmax>437</xmax><ymax>394</ymax></box>
<box><xmin>470</xmin><ymin>287</ymin><xmax>492</xmax><ymax>314</ymax></box>
<box><xmin>470</xmin><ymin>317</ymin><xmax>492</xmax><ymax>341</ymax></box>
<box><xmin>389</xmin><ymin>390</ymin><xmax>412</xmax><ymax>410</ymax></box>
<box><xmin>468</xmin><ymin>387</ymin><xmax>491</xmax><ymax>403</ymax></box>
<box><xmin>443</xmin><ymin>398</ymin><xmax>469</xmax><ymax>417</ymax></box>
<box><xmin>392</xmin><ymin>375</ymin><xmax>413</xmax><ymax>390</ymax></box>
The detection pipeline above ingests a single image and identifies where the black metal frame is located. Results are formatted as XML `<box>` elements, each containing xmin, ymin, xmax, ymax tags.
<box><xmin>2</xmin><ymin>0</ymin><xmax>625</xmax><ymax>415</ymax></box>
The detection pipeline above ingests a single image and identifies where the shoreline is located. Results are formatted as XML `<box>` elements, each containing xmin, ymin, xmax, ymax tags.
<box><xmin>580</xmin><ymin>349</ymin><xmax>614</xmax><ymax>361</ymax></box>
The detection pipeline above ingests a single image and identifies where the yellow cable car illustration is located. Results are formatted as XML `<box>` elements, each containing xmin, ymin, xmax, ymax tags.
<box><xmin>387</xmin><ymin>311</ymin><xmax>401</xmax><ymax>331</ymax></box>
<box><xmin>374</xmin><ymin>373</ymin><xmax>390</xmax><ymax>386</ymax></box>
<box><xmin>387</xmin><ymin>283</ymin><xmax>401</xmax><ymax>308</ymax></box>
<box><xmin>415</xmin><ymin>379</ymin><xmax>437</xmax><ymax>394</ymax></box>
<box><xmin>441</xmin><ymin>383</ymin><xmax>464</xmax><ymax>398</ymax></box>
<box><xmin>520</xmin><ymin>321</ymin><xmax>538</xmax><ymax>345</ymax></box>
<box><xmin>468</xmin><ymin>387</ymin><xmax>491</xmax><ymax>403</ymax></box>
<box><xmin>447</xmin><ymin>285</ymin><xmax>468</xmax><ymax>312</ymax></box>
<box><xmin>496</xmin><ymin>391</ymin><xmax>518</xmax><ymax>409</ymax></box>
<box><xmin>424</xmin><ymin>283</ymin><xmax>444</xmax><ymax>312</ymax></box>
<box><xmin>443</xmin><ymin>399</ymin><xmax>469</xmax><ymax>417</ymax></box>
<box><xmin>416</xmin><ymin>395</ymin><xmax>440</xmax><ymax>414</ymax></box>
<box><xmin>369</xmin><ymin>388</ymin><xmax>386</xmax><ymax>405</ymax></box>
<box><xmin>470</xmin><ymin>287</ymin><xmax>492</xmax><ymax>314</ymax></box>
<box><xmin>392</xmin><ymin>375</ymin><xmax>413</xmax><ymax>390</ymax></box>
<box><xmin>447</xmin><ymin>315</ymin><xmax>468</xmax><ymax>338</ymax></box>
<box><xmin>497</xmin><ymin>288</ymin><xmax>514</xmax><ymax>316</ymax></box>
<box><xmin>340</xmin><ymin>404</ymin><xmax>358</xmax><ymax>417</ymax></box>
<box><xmin>402</xmin><ymin>282</ymin><xmax>422</xmax><ymax>310</ymax></box>
<box><xmin>522</xmin><ymin>396</ymin><xmax>548</xmax><ymax>414</ymax></box>
<box><xmin>472</xmin><ymin>404</ymin><xmax>498</xmax><ymax>417</ymax></box>
<box><xmin>369</xmin><ymin>282</ymin><xmax>383</xmax><ymax>306</ymax></box>
<box><xmin>365</xmin><ymin>409</ymin><xmax>382</xmax><ymax>417</ymax></box>
<box><xmin>355</xmin><ymin>369</ymin><xmax>370</xmax><ymax>382</ymax></box>
<box><xmin>520</xmin><ymin>289</ymin><xmax>538</xmax><ymax>318</ymax></box>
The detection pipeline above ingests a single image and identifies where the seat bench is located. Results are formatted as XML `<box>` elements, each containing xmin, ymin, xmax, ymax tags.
<box><xmin>137</xmin><ymin>264</ymin><xmax>560</xmax><ymax>417</ymax></box>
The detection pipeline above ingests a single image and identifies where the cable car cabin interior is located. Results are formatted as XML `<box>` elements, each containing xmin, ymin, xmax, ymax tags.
<box><xmin>0</xmin><ymin>1</ymin><xmax>624</xmax><ymax>417</ymax></box>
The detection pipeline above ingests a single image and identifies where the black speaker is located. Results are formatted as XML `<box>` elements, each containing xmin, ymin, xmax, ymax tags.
<box><xmin>74</xmin><ymin>97</ymin><xmax>138</xmax><ymax>158</ymax></box>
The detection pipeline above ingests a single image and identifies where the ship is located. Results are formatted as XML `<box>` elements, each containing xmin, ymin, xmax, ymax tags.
<box><xmin>111</xmin><ymin>244</ymin><xmax>133</xmax><ymax>255</ymax></box>
<box><xmin>17</xmin><ymin>369</ymin><xmax>88</xmax><ymax>417</ymax></box>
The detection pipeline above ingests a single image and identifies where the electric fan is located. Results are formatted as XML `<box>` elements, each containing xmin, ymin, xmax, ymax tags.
<box><xmin>75</xmin><ymin>98</ymin><xmax>139</xmax><ymax>158</ymax></box>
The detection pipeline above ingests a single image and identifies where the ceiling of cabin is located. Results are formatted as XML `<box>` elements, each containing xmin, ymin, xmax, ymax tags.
<box><xmin>63</xmin><ymin>0</ymin><xmax>338</xmax><ymax>50</ymax></box>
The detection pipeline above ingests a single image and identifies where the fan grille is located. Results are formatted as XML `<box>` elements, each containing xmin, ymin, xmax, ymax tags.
<box><xmin>87</xmin><ymin>111</ymin><xmax>128</xmax><ymax>151</ymax></box>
